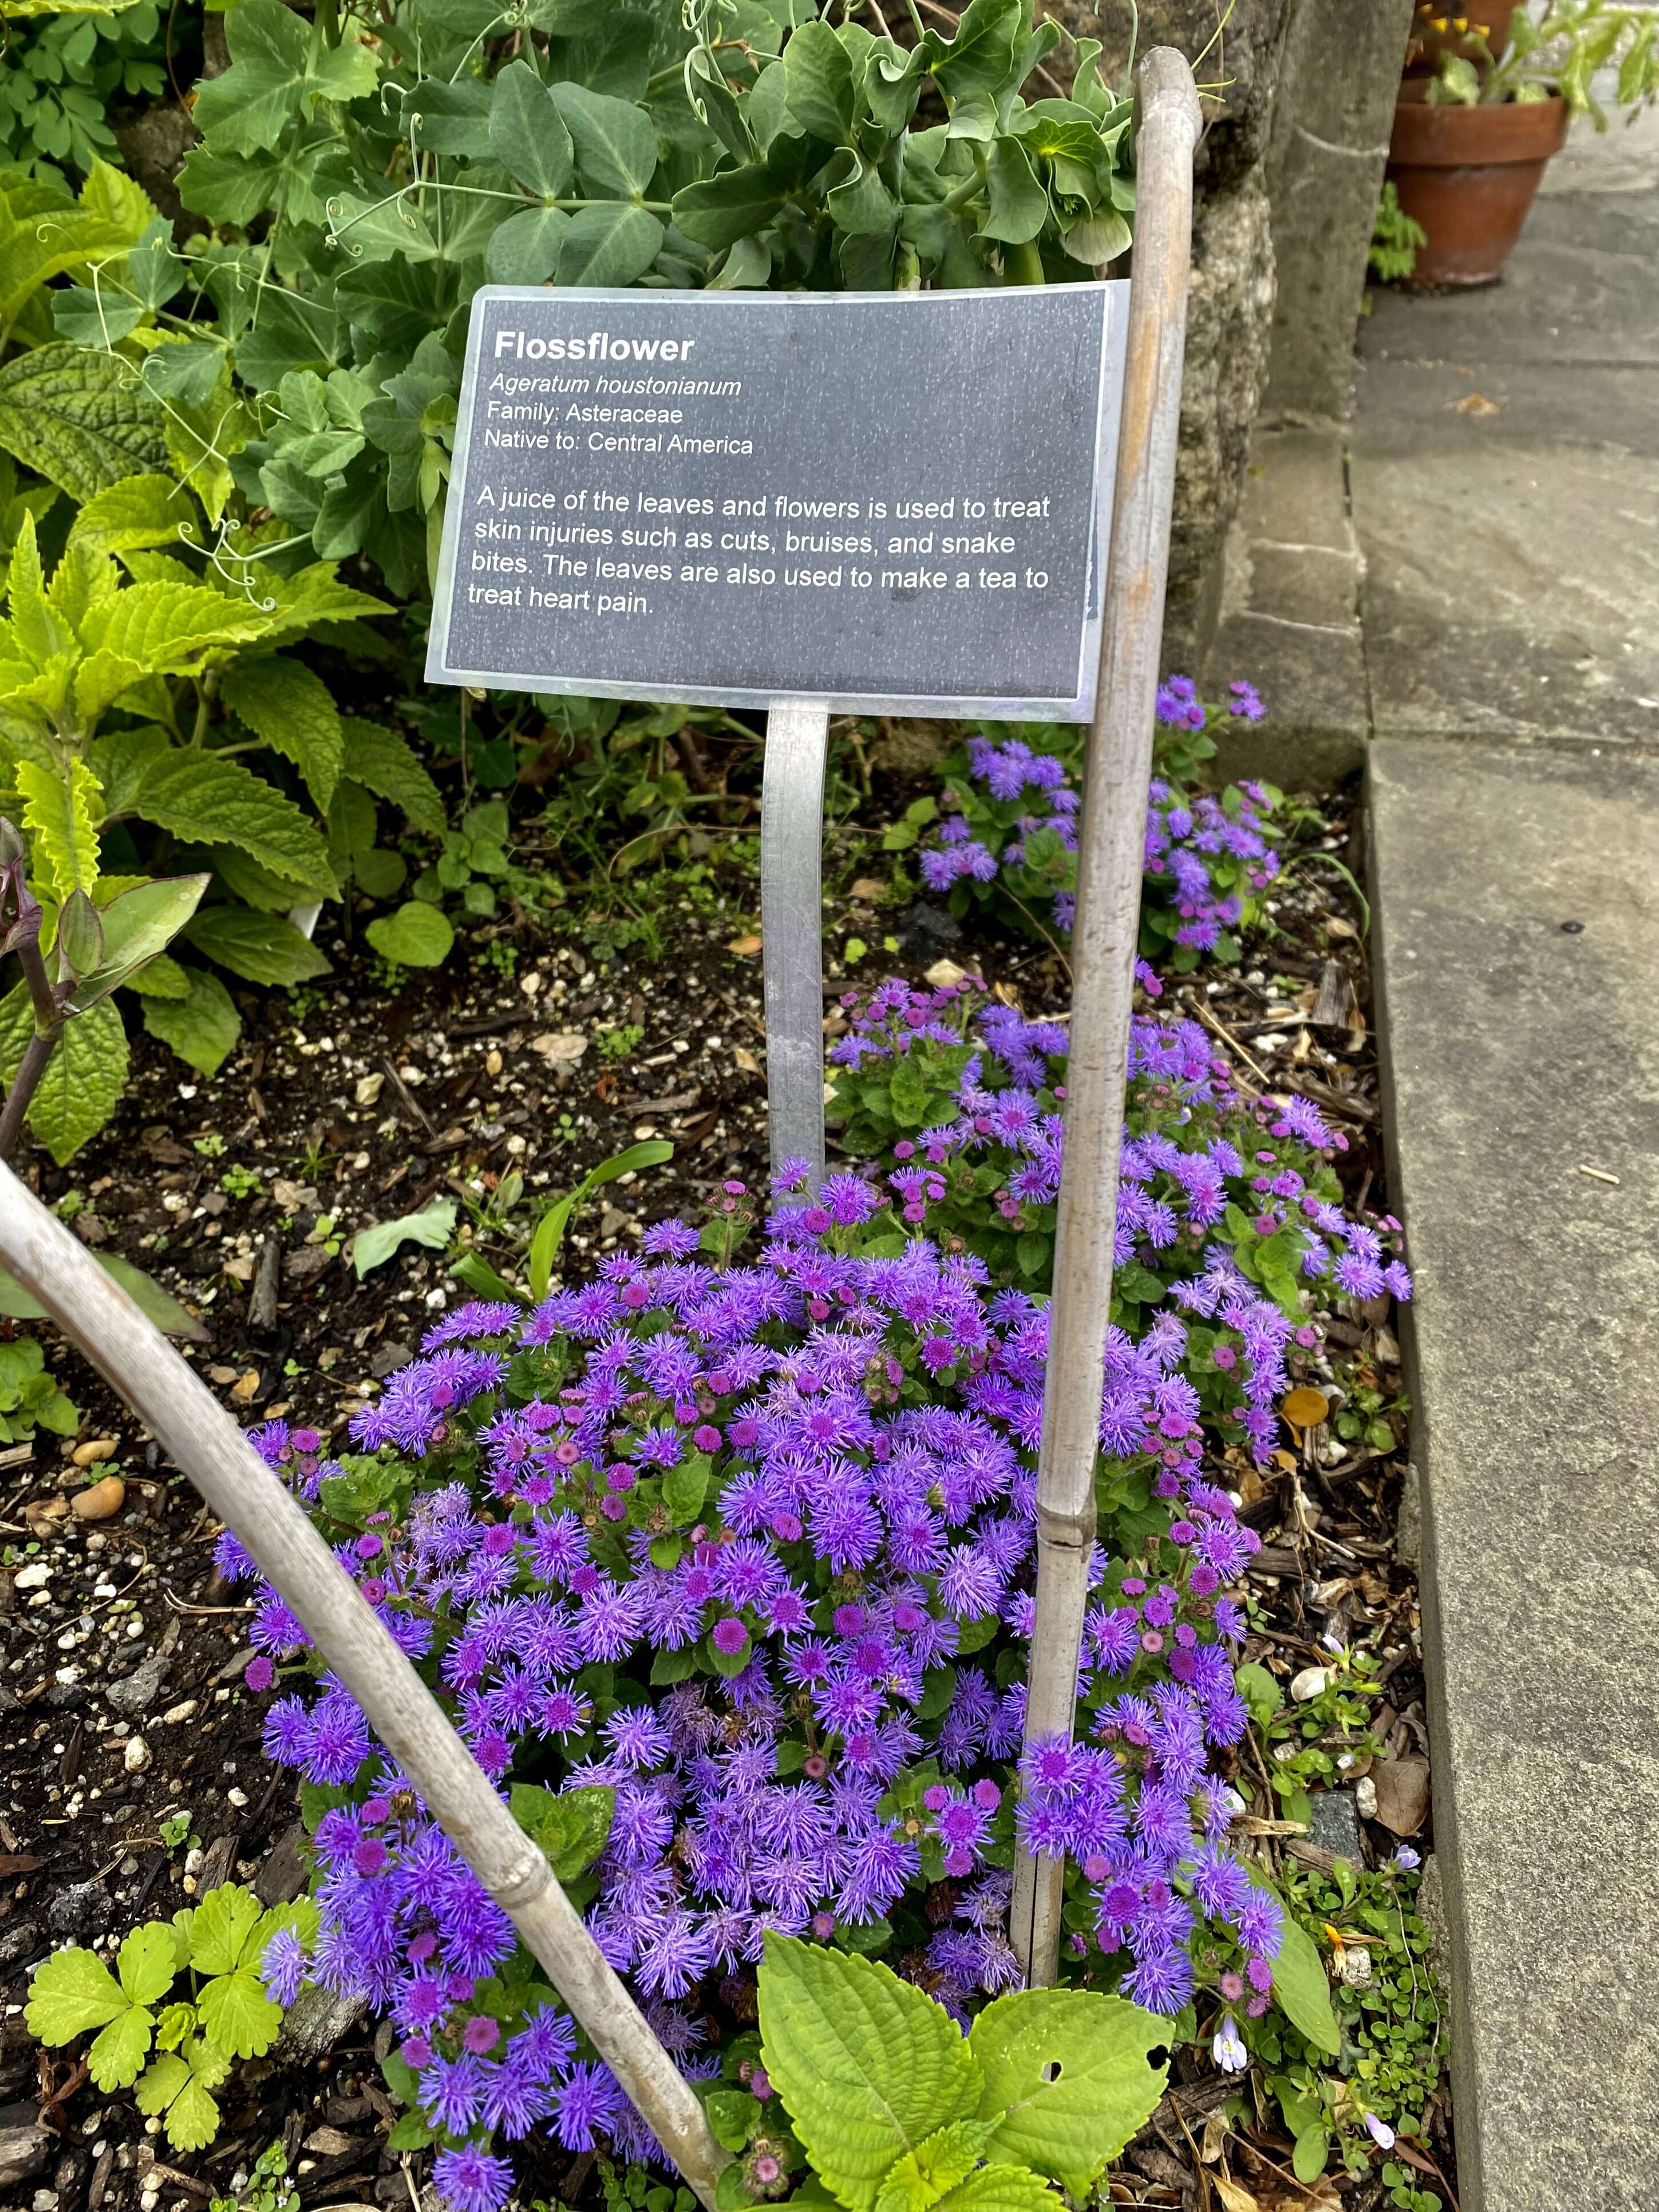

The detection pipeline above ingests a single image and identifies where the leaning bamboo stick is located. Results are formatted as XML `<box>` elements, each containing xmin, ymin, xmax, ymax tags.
<box><xmin>1008</xmin><ymin>46</ymin><xmax>1202</xmax><ymax>1988</ymax></box>
<box><xmin>0</xmin><ymin>1162</ymin><xmax>730</xmax><ymax>2205</ymax></box>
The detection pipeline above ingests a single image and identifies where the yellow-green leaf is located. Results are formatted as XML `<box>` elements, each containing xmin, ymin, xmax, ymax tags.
<box><xmin>17</xmin><ymin>756</ymin><xmax>102</xmax><ymax>896</ymax></box>
<box><xmin>969</xmin><ymin>1989</ymin><xmax>1168</xmax><ymax>2198</ymax></box>
<box><xmin>68</xmin><ymin>473</ymin><xmax>198</xmax><ymax>559</ymax></box>
<box><xmin>759</xmin><ymin>1934</ymin><xmax>983</xmax><ymax>2212</ymax></box>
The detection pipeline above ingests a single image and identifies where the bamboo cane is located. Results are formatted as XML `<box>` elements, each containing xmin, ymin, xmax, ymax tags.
<box><xmin>0</xmin><ymin>1162</ymin><xmax>730</xmax><ymax>2205</ymax></box>
<box><xmin>1008</xmin><ymin>46</ymin><xmax>1202</xmax><ymax>1989</ymax></box>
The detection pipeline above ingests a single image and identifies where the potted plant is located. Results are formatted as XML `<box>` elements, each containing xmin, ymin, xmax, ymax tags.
<box><xmin>1387</xmin><ymin>1</ymin><xmax>1659</xmax><ymax>285</ymax></box>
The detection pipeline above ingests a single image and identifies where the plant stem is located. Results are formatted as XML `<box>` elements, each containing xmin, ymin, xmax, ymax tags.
<box><xmin>0</xmin><ymin>1027</ymin><xmax>60</xmax><ymax>1164</ymax></box>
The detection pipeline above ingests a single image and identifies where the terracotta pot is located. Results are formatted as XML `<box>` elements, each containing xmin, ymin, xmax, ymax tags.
<box><xmin>1403</xmin><ymin>0</ymin><xmax>1520</xmax><ymax>74</ymax></box>
<box><xmin>1387</xmin><ymin>90</ymin><xmax>1569</xmax><ymax>286</ymax></box>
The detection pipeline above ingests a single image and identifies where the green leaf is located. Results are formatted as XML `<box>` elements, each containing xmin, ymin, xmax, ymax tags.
<box><xmin>69</xmin><ymin>474</ymin><xmax>196</xmax><ymax>559</ymax></box>
<box><xmin>547</xmin><ymin>81</ymin><xmax>659</xmax><ymax>197</ymax></box>
<box><xmin>981</xmin><ymin>138</ymin><xmax>1046</xmax><ymax>244</ymax></box>
<box><xmin>2</xmin><ymin>996</ymin><xmax>129</xmax><ymax>1164</ymax></box>
<box><xmin>0</xmin><ymin>345</ymin><xmax>167</xmax><ymax>502</ymax></box>
<box><xmin>341</xmin><ymin>717</ymin><xmax>445</xmax><ymax>834</ymax></box>
<box><xmin>930</xmin><ymin>2170</ymin><xmax>1057</xmax><ymax>2212</ymax></box>
<box><xmin>874</xmin><ymin>2119</ymin><xmax>996</xmax><ymax>2212</ymax></box>
<box><xmin>220</xmin><ymin>655</ymin><xmax>343</xmax><ymax>812</ymax></box>
<box><xmin>183</xmin><ymin>907</ymin><xmax>330</xmax><ymax>987</ymax></box>
<box><xmin>1267</xmin><ymin>1903</ymin><xmax>1340</xmax><ymax>2056</ymax></box>
<box><xmin>95</xmin><ymin>1251</ymin><xmax>210</xmax><ymax>1341</ymax></box>
<box><xmin>365</xmin><ymin>901</ymin><xmax>453</xmax><ymax>969</ymax></box>
<box><xmin>197</xmin><ymin>1966</ymin><xmax>282</xmax><ymax>2060</ymax></box>
<box><xmin>448</xmin><ymin>1249</ymin><xmax>520</xmax><ymax>1303</ymax></box>
<box><xmin>490</xmin><ymin>61</ymin><xmax>576</xmax><ymax>199</ymax></box>
<box><xmin>487</xmin><ymin>204</ymin><xmax>571</xmax><ymax>286</ymax></box>
<box><xmin>352</xmin><ymin>1196</ymin><xmax>457</xmax><ymax>1278</ymax></box>
<box><xmin>386</xmin><ymin>2110</ymin><xmax>436</xmax><ymax>2152</ymax></box>
<box><xmin>706</xmin><ymin>2087</ymin><xmax>763</xmax><ymax>2154</ymax></box>
<box><xmin>26</xmin><ymin>1945</ymin><xmax>127</xmax><ymax>2043</ymax></box>
<box><xmin>80</xmin><ymin>581</ymin><xmax>274</xmax><ymax>673</ymax></box>
<box><xmin>117</xmin><ymin>1922</ymin><xmax>180</xmax><ymax>2009</ymax></box>
<box><xmin>88</xmin><ymin>2004</ymin><xmax>156</xmax><ymax>2091</ymax></box>
<box><xmin>72</xmin><ymin>875</ymin><xmax>210</xmax><ymax>1010</ymax></box>
<box><xmin>129</xmin><ymin>750</ymin><xmax>335</xmax><ymax>900</ymax></box>
<box><xmin>783</xmin><ymin>18</ymin><xmax>856</xmax><ymax>141</ymax></box>
<box><xmin>191</xmin><ymin>0</ymin><xmax>376</xmax><ymax>156</ymax></box>
<box><xmin>968</xmin><ymin>1988</ymin><xmax>1168</xmax><ymax>2197</ymax></box>
<box><xmin>758</xmin><ymin>1933</ymin><xmax>982</xmax><ymax>2212</ymax></box>
<box><xmin>142</xmin><ymin>965</ymin><xmax>240</xmax><ymax>1079</ymax></box>
<box><xmin>929</xmin><ymin>0</ymin><xmax>1024</xmax><ymax>100</ymax></box>
<box><xmin>187</xmin><ymin>1884</ymin><xmax>266</xmax><ymax>1976</ymax></box>
<box><xmin>662</xmin><ymin>1454</ymin><xmax>709</xmax><ymax>1525</ymax></box>
<box><xmin>17</xmin><ymin>757</ymin><xmax>100</xmax><ymax>897</ymax></box>
<box><xmin>672</xmin><ymin>167</ymin><xmax>789</xmax><ymax>251</ymax></box>
<box><xmin>556</xmin><ymin>204</ymin><xmax>665</xmax><ymax>288</ymax></box>
<box><xmin>507</xmin><ymin>1782</ymin><xmax>615</xmax><ymax>1879</ymax></box>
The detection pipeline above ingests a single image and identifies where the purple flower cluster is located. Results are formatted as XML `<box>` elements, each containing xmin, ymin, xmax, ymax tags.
<box><xmin>827</xmin><ymin>981</ymin><xmax>1410</xmax><ymax>1466</ymax></box>
<box><xmin>917</xmin><ymin>681</ymin><xmax>1280</xmax><ymax>961</ymax></box>
<box><xmin>221</xmin><ymin>1158</ymin><xmax>1321</xmax><ymax>2203</ymax></box>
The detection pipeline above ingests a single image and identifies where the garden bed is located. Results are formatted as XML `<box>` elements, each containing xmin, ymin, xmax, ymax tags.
<box><xmin>0</xmin><ymin>764</ymin><xmax>1450</xmax><ymax>2212</ymax></box>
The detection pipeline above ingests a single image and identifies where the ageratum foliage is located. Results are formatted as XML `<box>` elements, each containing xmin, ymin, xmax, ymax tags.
<box><xmin>49</xmin><ymin>0</ymin><xmax>1137</xmax><ymax>592</ymax></box>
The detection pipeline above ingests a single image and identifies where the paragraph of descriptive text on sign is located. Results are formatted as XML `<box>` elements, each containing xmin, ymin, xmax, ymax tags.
<box><xmin>464</xmin><ymin>485</ymin><xmax>1061</xmax><ymax>622</ymax></box>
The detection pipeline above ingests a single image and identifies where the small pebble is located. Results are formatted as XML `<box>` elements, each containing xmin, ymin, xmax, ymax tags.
<box><xmin>72</xmin><ymin>1439</ymin><xmax>117</xmax><ymax>1467</ymax></box>
<box><xmin>123</xmin><ymin>1735</ymin><xmax>151</xmax><ymax>1773</ymax></box>
<box><xmin>72</xmin><ymin>1475</ymin><xmax>125</xmax><ymax>1522</ymax></box>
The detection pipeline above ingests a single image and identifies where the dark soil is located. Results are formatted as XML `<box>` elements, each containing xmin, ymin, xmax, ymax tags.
<box><xmin>0</xmin><ymin>776</ymin><xmax>1447</xmax><ymax>2212</ymax></box>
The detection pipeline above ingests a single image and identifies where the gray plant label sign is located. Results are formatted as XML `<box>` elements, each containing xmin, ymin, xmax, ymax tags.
<box><xmin>428</xmin><ymin>285</ymin><xmax>1127</xmax><ymax>721</ymax></box>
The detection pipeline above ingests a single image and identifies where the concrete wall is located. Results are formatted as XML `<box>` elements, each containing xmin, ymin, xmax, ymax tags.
<box><xmin>1038</xmin><ymin>1</ymin><xmax>1293</xmax><ymax>666</ymax></box>
<box><xmin>1265</xmin><ymin>0</ymin><xmax>1418</xmax><ymax>422</ymax></box>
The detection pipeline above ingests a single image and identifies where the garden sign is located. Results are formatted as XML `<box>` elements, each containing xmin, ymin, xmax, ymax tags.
<box><xmin>0</xmin><ymin>49</ymin><xmax>1202</xmax><ymax>2208</ymax></box>
<box><xmin>429</xmin><ymin>282</ymin><xmax>1127</xmax><ymax>1177</ymax></box>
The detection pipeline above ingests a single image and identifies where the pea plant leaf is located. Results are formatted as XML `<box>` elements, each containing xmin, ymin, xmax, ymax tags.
<box><xmin>968</xmin><ymin>1988</ymin><xmax>1170</xmax><ymax>2197</ymax></box>
<box><xmin>547</xmin><ymin>80</ymin><xmax>659</xmax><ymax>197</ymax></box>
<box><xmin>491</xmin><ymin>61</ymin><xmax>576</xmax><ymax>199</ymax></box>
<box><xmin>759</xmin><ymin>1934</ymin><xmax>984</xmax><ymax>2212</ymax></box>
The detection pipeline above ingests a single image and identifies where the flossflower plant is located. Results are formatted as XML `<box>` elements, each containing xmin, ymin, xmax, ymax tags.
<box><xmin>206</xmin><ymin>982</ymin><xmax>1402</xmax><ymax>2209</ymax></box>
<box><xmin>913</xmin><ymin>678</ymin><xmax>1281</xmax><ymax>969</ymax></box>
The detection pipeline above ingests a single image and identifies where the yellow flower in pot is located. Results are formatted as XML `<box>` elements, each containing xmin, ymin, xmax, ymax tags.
<box><xmin>1388</xmin><ymin>0</ymin><xmax>1659</xmax><ymax>285</ymax></box>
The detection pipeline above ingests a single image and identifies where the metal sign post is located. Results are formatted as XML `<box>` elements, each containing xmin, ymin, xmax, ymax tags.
<box><xmin>760</xmin><ymin>698</ymin><xmax>832</xmax><ymax>1184</ymax></box>
<box><xmin>0</xmin><ymin>45</ymin><xmax>1197</xmax><ymax>2198</ymax></box>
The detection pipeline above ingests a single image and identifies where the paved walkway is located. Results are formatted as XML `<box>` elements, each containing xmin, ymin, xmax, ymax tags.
<box><xmin>1206</xmin><ymin>132</ymin><xmax>1659</xmax><ymax>2212</ymax></box>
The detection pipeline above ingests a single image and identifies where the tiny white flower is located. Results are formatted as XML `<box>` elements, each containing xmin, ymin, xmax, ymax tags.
<box><xmin>1211</xmin><ymin>2014</ymin><xmax>1249</xmax><ymax>2074</ymax></box>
